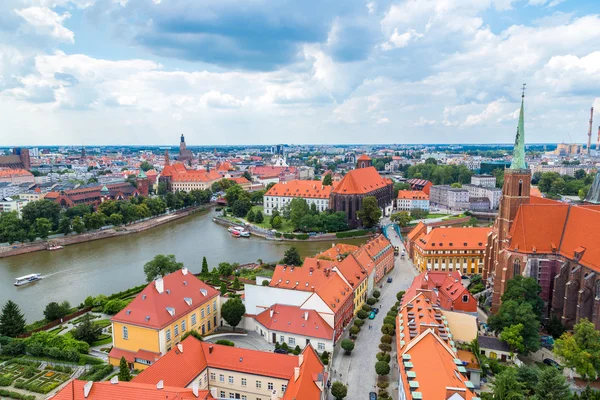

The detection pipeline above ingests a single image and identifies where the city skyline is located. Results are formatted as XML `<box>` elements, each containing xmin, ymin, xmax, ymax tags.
<box><xmin>1</xmin><ymin>0</ymin><xmax>599</xmax><ymax>146</ymax></box>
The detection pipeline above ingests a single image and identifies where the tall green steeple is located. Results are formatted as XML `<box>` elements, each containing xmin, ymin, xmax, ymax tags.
<box><xmin>510</xmin><ymin>85</ymin><xmax>526</xmax><ymax>170</ymax></box>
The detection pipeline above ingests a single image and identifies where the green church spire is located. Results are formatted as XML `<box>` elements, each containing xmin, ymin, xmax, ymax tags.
<box><xmin>510</xmin><ymin>84</ymin><xmax>526</xmax><ymax>170</ymax></box>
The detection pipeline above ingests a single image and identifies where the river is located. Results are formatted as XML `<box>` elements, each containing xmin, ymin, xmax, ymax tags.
<box><xmin>0</xmin><ymin>209</ymin><xmax>366</xmax><ymax>321</ymax></box>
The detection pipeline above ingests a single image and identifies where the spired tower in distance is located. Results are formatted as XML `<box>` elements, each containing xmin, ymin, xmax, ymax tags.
<box><xmin>483</xmin><ymin>85</ymin><xmax>532</xmax><ymax>313</ymax></box>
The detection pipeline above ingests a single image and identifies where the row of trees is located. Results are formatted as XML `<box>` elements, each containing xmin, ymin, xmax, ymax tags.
<box><xmin>533</xmin><ymin>170</ymin><xmax>596</xmax><ymax>199</ymax></box>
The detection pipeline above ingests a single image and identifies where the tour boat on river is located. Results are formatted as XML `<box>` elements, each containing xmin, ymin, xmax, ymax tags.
<box><xmin>14</xmin><ymin>273</ymin><xmax>42</xmax><ymax>286</ymax></box>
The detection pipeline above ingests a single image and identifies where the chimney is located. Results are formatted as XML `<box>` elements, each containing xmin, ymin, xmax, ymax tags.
<box><xmin>426</xmin><ymin>225</ymin><xmax>432</xmax><ymax>234</ymax></box>
<box><xmin>209</xmin><ymin>345</ymin><xmax>213</xmax><ymax>354</ymax></box>
<box><xmin>192</xmin><ymin>381</ymin><xmax>199</xmax><ymax>398</ymax></box>
<box><xmin>299</xmin><ymin>354</ymin><xmax>304</xmax><ymax>366</ymax></box>
<box><xmin>83</xmin><ymin>381</ymin><xmax>93</xmax><ymax>398</ymax></box>
<box><xmin>304</xmin><ymin>311</ymin><xmax>308</xmax><ymax>321</ymax></box>
<box><xmin>110</xmin><ymin>376</ymin><xmax>118</xmax><ymax>384</ymax></box>
<box><xmin>182</xmin><ymin>267</ymin><xmax>188</xmax><ymax>275</ymax></box>
<box><xmin>177</xmin><ymin>343</ymin><xmax>183</xmax><ymax>353</ymax></box>
<box><xmin>155</xmin><ymin>278</ymin><xmax>164</xmax><ymax>294</ymax></box>
<box><xmin>294</xmin><ymin>366</ymin><xmax>300</xmax><ymax>381</ymax></box>
<box><xmin>157</xmin><ymin>380</ymin><xmax>164</xmax><ymax>390</ymax></box>
<box><xmin>270</xmin><ymin>309</ymin><xmax>274</xmax><ymax>318</ymax></box>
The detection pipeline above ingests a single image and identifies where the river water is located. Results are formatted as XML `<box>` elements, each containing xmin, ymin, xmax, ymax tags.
<box><xmin>0</xmin><ymin>209</ymin><xmax>365</xmax><ymax>321</ymax></box>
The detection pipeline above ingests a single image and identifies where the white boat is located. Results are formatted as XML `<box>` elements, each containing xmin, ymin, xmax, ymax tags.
<box><xmin>47</xmin><ymin>245</ymin><xmax>64</xmax><ymax>251</ymax></box>
<box><xmin>238</xmin><ymin>231</ymin><xmax>250</xmax><ymax>238</ymax></box>
<box><xmin>228</xmin><ymin>226</ymin><xmax>245</xmax><ymax>233</ymax></box>
<box><xmin>14</xmin><ymin>273</ymin><xmax>42</xmax><ymax>286</ymax></box>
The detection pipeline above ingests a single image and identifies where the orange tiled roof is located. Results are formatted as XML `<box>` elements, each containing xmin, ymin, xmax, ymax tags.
<box><xmin>111</xmin><ymin>269</ymin><xmax>219</xmax><ymax>329</ymax></box>
<box><xmin>363</xmin><ymin>235</ymin><xmax>393</xmax><ymax>259</ymax></box>
<box><xmin>401</xmin><ymin>271</ymin><xmax>475</xmax><ymax>312</ymax></box>
<box><xmin>316</xmin><ymin>243</ymin><xmax>359</xmax><ymax>260</ymax></box>
<box><xmin>417</xmin><ymin>227</ymin><xmax>491</xmax><ymax>251</ymax></box>
<box><xmin>254</xmin><ymin>304</ymin><xmax>334</xmax><ymax>340</ymax></box>
<box><xmin>0</xmin><ymin>169</ymin><xmax>32</xmax><ymax>177</ymax></box>
<box><xmin>230</xmin><ymin>176</ymin><xmax>250</xmax><ymax>184</ymax></box>
<box><xmin>51</xmin><ymin>380</ymin><xmax>213</xmax><ymax>400</ymax></box>
<box><xmin>250</xmin><ymin>165</ymin><xmax>298</xmax><ymax>177</ymax></box>
<box><xmin>282</xmin><ymin>345</ymin><xmax>325</xmax><ymax>400</ymax></box>
<box><xmin>269</xmin><ymin>259</ymin><xmax>337</xmax><ymax>291</ymax></box>
<box><xmin>265</xmin><ymin>180</ymin><xmax>333</xmax><ymax>199</ymax></box>
<box><xmin>171</xmin><ymin>169</ymin><xmax>222</xmax><ymax>183</ymax></box>
<box><xmin>333</xmin><ymin>254</ymin><xmax>367</xmax><ymax>288</ymax></box>
<box><xmin>397</xmin><ymin>190</ymin><xmax>428</xmax><ymax>200</ymax></box>
<box><xmin>332</xmin><ymin>166</ymin><xmax>392</xmax><ymax>195</ymax></box>
<box><xmin>350</xmin><ymin>247</ymin><xmax>376</xmax><ymax>276</ymax></box>
<box><xmin>406</xmin><ymin>222</ymin><xmax>427</xmax><ymax>243</ymax></box>
<box><xmin>357</xmin><ymin>154</ymin><xmax>372</xmax><ymax>161</ymax></box>
<box><xmin>530</xmin><ymin>186</ymin><xmax>543</xmax><ymax>197</ymax></box>
<box><xmin>315</xmin><ymin>273</ymin><xmax>353</xmax><ymax>312</ymax></box>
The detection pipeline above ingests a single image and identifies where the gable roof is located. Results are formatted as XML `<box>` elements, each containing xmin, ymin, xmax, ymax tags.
<box><xmin>111</xmin><ymin>269</ymin><xmax>219</xmax><ymax>330</ymax></box>
<box><xmin>417</xmin><ymin>227</ymin><xmax>491</xmax><ymax>251</ymax></box>
<box><xmin>398</xmin><ymin>190</ymin><xmax>429</xmax><ymax>200</ymax></box>
<box><xmin>282</xmin><ymin>345</ymin><xmax>325</xmax><ymax>400</ymax></box>
<box><xmin>316</xmin><ymin>243</ymin><xmax>360</xmax><ymax>261</ymax></box>
<box><xmin>269</xmin><ymin>259</ymin><xmax>337</xmax><ymax>291</ymax></box>
<box><xmin>50</xmin><ymin>380</ymin><xmax>213</xmax><ymax>400</ymax></box>
<box><xmin>254</xmin><ymin>304</ymin><xmax>334</xmax><ymax>340</ymax></box>
<box><xmin>265</xmin><ymin>180</ymin><xmax>333</xmax><ymax>199</ymax></box>
<box><xmin>332</xmin><ymin>166</ymin><xmax>392</xmax><ymax>195</ymax></box>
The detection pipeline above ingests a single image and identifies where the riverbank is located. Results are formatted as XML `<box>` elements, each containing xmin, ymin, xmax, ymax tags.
<box><xmin>212</xmin><ymin>216</ymin><xmax>375</xmax><ymax>242</ymax></box>
<box><xmin>0</xmin><ymin>204</ymin><xmax>214</xmax><ymax>259</ymax></box>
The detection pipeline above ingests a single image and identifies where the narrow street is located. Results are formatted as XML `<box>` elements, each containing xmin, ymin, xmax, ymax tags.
<box><xmin>329</xmin><ymin>225</ymin><xmax>417</xmax><ymax>399</ymax></box>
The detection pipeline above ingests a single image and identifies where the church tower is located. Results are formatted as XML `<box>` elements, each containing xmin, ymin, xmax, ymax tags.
<box><xmin>164</xmin><ymin>149</ymin><xmax>170</xmax><ymax>166</ymax></box>
<box><xmin>180</xmin><ymin>134</ymin><xmax>187</xmax><ymax>153</ymax></box>
<box><xmin>487</xmin><ymin>85</ymin><xmax>532</xmax><ymax>313</ymax></box>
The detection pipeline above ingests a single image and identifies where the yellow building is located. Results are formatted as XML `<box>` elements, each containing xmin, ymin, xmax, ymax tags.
<box><xmin>109</xmin><ymin>268</ymin><xmax>220</xmax><ymax>370</ymax></box>
<box><xmin>409</xmin><ymin>226</ymin><xmax>491</xmax><ymax>276</ymax></box>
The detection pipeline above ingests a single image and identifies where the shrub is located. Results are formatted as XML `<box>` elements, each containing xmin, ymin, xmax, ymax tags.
<box><xmin>261</xmin><ymin>280</ymin><xmax>269</xmax><ymax>286</ymax></box>
<box><xmin>215</xmin><ymin>340</ymin><xmax>235</xmax><ymax>347</ymax></box>
<box><xmin>341</xmin><ymin>339</ymin><xmax>355</xmax><ymax>355</ymax></box>
<box><xmin>79</xmin><ymin>364</ymin><xmax>113</xmax><ymax>381</ymax></box>
<box><xmin>349</xmin><ymin>326</ymin><xmax>360</xmax><ymax>336</ymax></box>
<box><xmin>386</xmin><ymin>311</ymin><xmax>396</xmax><ymax>318</ymax></box>
<box><xmin>367</xmin><ymin>298</ymin><xmax>377</xmax><ymax>306</ymax></box>
<box><xmin>373</xmin><ymin>290</ymin><xmax>381</xmax><ymax>299</ymax></box>
<box><xmin>335</xmin><ymin>230</ymin><xmax>369</xmax><ymax>238</ymax></box>
<box><xmin>361</xmin><ymin>304</ymin><xmax>372</xmax><ymax>312</ymax></box>
<box><xmin>377</xmin><ymin>380</ymin><xmax>390</xmax><ymax>389</ymax></box>
<box><xmin>381</xmin><ymin>324</ymin><xmax>394</xmax><ymax>335</ymax></box>
<box><xmin>0</xmin><ymin>389</ymin><xmax>36</xmax><ymax>400</ymax></box>
<box><xmin>396</xmin><ymin>291</ymin><xmax>405</xmax><ymax>301</ymax></box>
<box><xmin>380</xmin><ymin>335</ymin><xmax>392</xmax><ymax>344</ymax></box>
<box><xmin>375</xmin><ymin>361</ymin><xmax>391</xmax><ymax>376</ymax></box>
<box><xmin>379</xmin><ymin>343</ymin><xmax>392</xmax><ymax>352</ymax></box>
<box><xmin>275</xmin><ymin>342</ymin><xmax>280</xmax><ymax>350</ymax></box>
<box><xmin>378</xmin><ymin>389</ymin><xmax>391</xmax><ymax>399</ymax></box>
<box><xmin>103</xmin><ymin>299</ymin><xmax>128</xmax><ymax>315</ymax></box>
<box><xmin>376</xmin><ymin>352</ymin><xmax>391</xmax><ymax>363</ymax></box>
<box><xmin>354</xmin><ymin>319</ymin><xmax>365</xmax><ymax>327</ymax></box>
<box><xmin>0</xmin><ymin>375</ymin><xmax>13</xmax><ymax>386</ymax></box>
<box><xmin>383</xmin><ymin>316</ymin><xmax>396</xmax><ymax>326</ymax></box>
<box><xmin>281</xmin><ymin>342</ymin><xmax>289</xmax><ymax>350</ymax></box>
<box><xmin>357</xmin><ymin>310</ymin><xmax>369</xmax><ymax>320</ymax></box>
<box><xmin>22</xmin><ymin>367</ymin><xmax>37</xmax><ymax>378</ymax></box>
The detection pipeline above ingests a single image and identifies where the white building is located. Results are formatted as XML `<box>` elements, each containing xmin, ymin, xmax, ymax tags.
<box><xmin>0</xmin><ymin>197</ymin><xmax>29</xmax><ymax>217</ymax></box>
<box><xmin>464</xmin><ymin>184</ymin><xmax>502</xmax><ymax>210</ymax></box>
<box><xmin>396</xmin><ymin>190</ymin><xmax>430</xmax><ymax>212</ymax></box>
<box><xmin>470</xmin><ymin>175</ymin><xmax>496</xmax><ymax>188</ymax></box>
<box><xmin>263</xmin><ymin>180</ymin><xmax>333</xmax><ymax>215</ymax></box>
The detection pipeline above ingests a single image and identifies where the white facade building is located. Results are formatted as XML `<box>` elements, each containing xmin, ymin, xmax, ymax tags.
<box><xmin>470</xmin><ymin>175</ymin><xmax>496</xmax><ymax>188</ymax></box>
<box><xmin>396</xmin><ymin>190</ymin><xmax>430</xmax><ymax>212</ymax></box>
<box><xmin>263</xmin><ymin>180</ymin><xmax>333</xmax><ymax>216</ymax></box>
<box><xmin>464</xmin><ymin>184</ymin><xmax>502</xmax><ymax>210</ymax></box>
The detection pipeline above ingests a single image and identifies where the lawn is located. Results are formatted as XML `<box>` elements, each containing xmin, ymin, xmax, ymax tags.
<box><xmin>445</xmin><ymin>213</ymin><xmax>468</xmax><ymax>220</ymax></box>
<box><xmin>91</xmin><ymin>335</ymin><xmax>112</xmax><ymax>347</ymax></box>
<box><xmin>424</xmin><ymin>213</ymin><xmax>450</xmax><ymax>218</ymax></box>
<box><xmin>250</xmin><ymin>206</ymin><xmax>295</xmax><ymax>232</ymax></box>
<box><xmin>93</xmin><ymin>319</ymin><xmax>111</xmax><ymax>329</ymax></box>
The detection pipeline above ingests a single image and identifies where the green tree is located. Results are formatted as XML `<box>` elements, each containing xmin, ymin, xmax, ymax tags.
<box><xmin>139</xmin><ymin>161</ymin><xmax>153</xmax><ymax>171</ymax></box>
<box><xmin>254</xmin><ymin>210</ymin><xmax>264</xmax><ymax>223</ymax></box>
<box><xmin>501</xmin><ymin>276</ymin><xmax>544</xmax><ymax>319</ymax></box>
<box><xmin>21</xmin><ymin>200</ymin><xmax>61</xmax><ymax>229</ymax></box>
<box><xmin>357</xmin><ymin>196</ymin><xmax>382</xmax><ymax>228</ymax></box>
<box><xmin>143</xmin><ymin>254</ymin><xmax>183</xmax><ymax>282</ymax></box>
<box><xmin>289</xmin><ymin>198</ymin><xmax>310</xmax><ymax>228</ymax></box>
<box><xmin>220</xmin><ymin>282</ymin><xmax>227</xmax><ymax>295</ymax></box>
<box><xmin>500</xmin><ymin>323</ymin><xmax>525</xmax><ymax>354</ymax></box>
<box><xmin>225</xmin><ymin>184</ymin><xmax>245</xmax><ymax>206</ymax></box>
<box><xmin>545</xmin><ymin>314</ymin><xmax>565</xmax><ymax>339</ymax></box>
<box><xmin>243</xmin><ymin>170</ymin><xmax>252</xmax><ymax>181</ymax></box>
<box><xmin>554</xmin><ymin>318</ymin><xmax>600</xmax><ymax>380</ymax></box>
<box><xmin>232</xmin><ymin>277</ymin><xmax>241</xmax><ymax>290</ymax></box>
<box><xmin>391</xmin><ymin>211</ymin><xmax>412</xmax><ymax>227</ymax></box>
<box><xmin>34</xmin><ymin>217</ymin><xmax>52</xmax><ymax>239</ymax></box>
<box><xmin>271</xmin><ymin>215</ymin><xmax>283</xmax><ymax>229</ymax></box>
<box><xmin>375</xmin><ymin>360</ymin><xmax>390</xmax><ymax>375</ymax></box>
<box><xmin>341</xmin><ymin>339</ymin><xmax>354</xmax><ymax>355</ymax></box>
<box><xmin>331</xmin><ymin>381</ymin><xmax>347</xmax><ymax>400</ymax></box>
<box><xmin>84</xmin><ymin>212</ymin><xmax>106</xmax><ymax>230</ymax></box>
<box><xmin>181</xmin><ymin>329</ymin><xmax>204</xmax><ymax>341</ymax></box>
<box><xmin>282</xmin><ymin>247</ymin><xmax>302</xmax><ymax>266</ymax></box>
<box><xmin>232</xmin><ymin>197</ymin><xmax>252</xmax><ymax>217</ymax></box>
<box><xmin>108</xmin><ymin>213</ymin><xmax>123</xmax><ymax>227</ymax></box>
<box><xmin>72</xmin><ymin>216</ymin><xmax>85</xmax><ymax>234</ymax></box>
<box><xmin>322</xmin><ymin>174</ymin><xmax>333</xmax><ymax>186</ymax></box>
<box><xmin>221</xmin><ymin>298</ymin><xmax>245</xmax><ymax>331</ymax></box>
<box><xmin>490</xmin><ymin>367</ymin><xmax>526</xmax><ymax>399</ymax></box>
<box><xmin>218</xmin><ymin>262</ymin><xmax>233</xmax><ymax>277</ymax></box>
<box><xmin>72</xmin><ymin>314</ymin><xmax>103</xmax><ymax>344</ymax></box>
<box><xmin>0</xmin><ymin>300</ymin><xmax>26</xmax><ymax>337</ymax></box>
<box><xmin>103</xmin><ymin>299</ymin><xmax>128</xmax><ymax>315</ymax></box>
<box><xmin>157</xmin><ymin>182</ymin><xmax>167</xmax><ymax>195</ymax></box>
<box><xmin>531</xmin><ymin>367</ymin><xmax>570</xmax><ymax>400</ymax></box>
<box><xmin>118</xmin><ymin>356</ymin><xmax>132</xmax><ymax>382</ymax></box>
<box><xmin>201</xmin><ymin>256</ymin><xmax>210</xmax><ymax>278</ymax></box>
<box><xmin>488</xmin><ymin>300</ymin><xmax>540</xmax><ymax>354</ymax></box>
<box><xmin>246</xmin><ymin>209</ymin><xmax>255</xmax><ymax>222</ymax></box>
<box><xmin>57</xmin><ymin>216</ymin><xmax>71</xmax><ymax>235</ymax></box>
<box><xmin>43</xmin><ymin>301</ymin><xmax>71</xmax><ymax>321</ymax></box>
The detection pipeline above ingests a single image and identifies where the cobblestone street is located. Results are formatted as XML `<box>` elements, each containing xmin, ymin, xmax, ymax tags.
<box><xmin>329</xmin><ymin>225</ymin><xmax>417</xmax><ymax>400</ymax></box>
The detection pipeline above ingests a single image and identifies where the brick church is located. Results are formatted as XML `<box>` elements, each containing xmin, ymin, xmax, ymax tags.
<box><xmin>483</xmin><ymin>92</ymin><xmax>600</xmax><ymax>329</ymax></box>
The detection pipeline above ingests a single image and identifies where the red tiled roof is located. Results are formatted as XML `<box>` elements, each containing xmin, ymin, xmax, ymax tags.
<box><xmin>357</xmin><ymin>154</ymin><xmax>372</xmax><ymax>161</ymax></box>
<box><xmin>0</xmin><ymin>169</ymin><xmax>32</xmax><ymax>177</ymax></box>
<box><xmin>315</xmin><ymin>273</ymin><xmax>353</xmax><ymax>312</ymax></box>
<box><xmin>265</xmin><ymin>180</ymin><xmax>333</xmax><ymax>199</ymax></box>
<box><xmin>171</xmin><ymin>168</ymin><xmax>222</xmax><ymax>183</ymax></box>
<box><xmin>363</xmin><ymin>235</ymin><xmax>393</xmax><ymax>259</ymax></box>
<box><xmin>397</xmin><ymin>190</ymin><xmax>428</xmax><ymax>200</ymax></box>
<box><xmin>417</xmin><ymin>227</ymin><xmax>491</xmax><ymax>251</ymax></box>
<box><xmin>250</xmin><ymin>165</ymin><xmax>298</xmax><ymax>177</ymax></box>
<box><xmin>269</xmin><ymin>259</ymin><xmax>337</xmax><ymax>291</ymax></box>
<box><xmin>316</xmin><ymin>243</ymin><xmax>359</xmax><ymax>261</ymax></box>
<box><xmin>255</xmin><ymin>304</ymin><xmax>334</xmax><ymax>340</ymax></box>
<box><xmin>282</xmin><ymin>345</ymin><xmax>325</xmax><ymax>400</ymax></box>
<box><xmin>332</xmin><ymin>166</ymin><xmax>392</xmax><ymax>195</ymax></box>
<box><xmin>51</xmin><ymin>380</ymin><xmax>213</xmax><ymax>400</ymax></box>
<box><xmin>111</xmin><ymin>269</ymin><xmax>219</xmax><ymax>329</ymax></box>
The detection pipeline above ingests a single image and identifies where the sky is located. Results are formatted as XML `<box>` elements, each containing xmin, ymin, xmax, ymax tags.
<box><xmin>0</xmin><ymin>0</ymin><xmax>599</xmax><ymax>146</ymax></box>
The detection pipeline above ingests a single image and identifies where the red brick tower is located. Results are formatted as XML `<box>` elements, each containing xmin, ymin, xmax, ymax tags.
<box><xmin>136</xmin><ymin>170</ymin><xmax>149</xmax><ymax>197</ymax></box>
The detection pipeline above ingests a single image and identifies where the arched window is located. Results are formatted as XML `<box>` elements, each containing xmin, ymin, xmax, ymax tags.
<box><xmin>122</xmin><ymin>326</ymin><xmax>128</xmax><ymax>340</ymax></box>
<box><xmin>595</xmin><ymin>281</ymin><xmax>600</xmax><ymax>300</ymax></box>
<box><xmin>518</xmin><ymin>180</ymin><xmax>523</xmax><ymax>196</ymax></box>
<box><xmin>361</xmin><ymin>162</ymin><xmax>365</xmax><ymax>168</ymax></box>
<box><xmin>513</xmin><ymin>258</ymin><xmax>521</xmax><ymax>277</ymax></box>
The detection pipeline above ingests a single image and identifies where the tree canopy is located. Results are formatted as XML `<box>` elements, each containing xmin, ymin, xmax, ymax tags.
<box><xmin>554</xmin><ymin>318</ymin><xmax>600</xmax><ymax>380</ymax></box>
<box><xmin>221</xmin><ymin>298</ymin><xmax>245</xmax><ymax>331</ymax></box>
<box><xmin>357</xmin><ymin>196</ymin><xmax>382</xmax><ymax>228</ymax></box>
<box><xmin>143</xmin><ymin>254</ymin><xmax>184</xmax><ymax>282</ymax></box>
<box><xmin>0</xmin><ymin>300</ymin><xmax>26</xmax><ymax>337</ymax></box>
<box><xmin>282</xmin><ymin>247</ymin><xmax>302</xmax><ymax>266</ymax></box>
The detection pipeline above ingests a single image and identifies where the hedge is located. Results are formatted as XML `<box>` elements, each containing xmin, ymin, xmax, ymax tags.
<box><xmin>335</xmin><ymin>229</ymin><xmax>370</xmax><ymax>238</ymax></box>
<box><xmin>79</xmin><ymin>364</ymin><xmax>113</xmax><ymax>381</ymax></box>
<box><xmin>215</xmin><ymin>340</ymin><xmax>235</xmax><ymax>347</ymax></box>
<box><xmin>14</xmin><ymin>380</ymin><xmax>59</xmax><ymax>394</ymax></box>
<box><xmin>80</xmin><ymin>355</ymin><xmax>105</xmax><ymax>365</ymax></box>
<box><xmin>0</xmin><ymin>389</ymin><xmax>36</xmax><ymax>400</ymax></box>
<box><xmin>0</xmin><ymin>376</ymin><xmax>13</xmax><ymax>386</ymax></box>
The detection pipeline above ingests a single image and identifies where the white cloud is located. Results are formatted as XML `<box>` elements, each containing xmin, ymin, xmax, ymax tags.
<box><xmin>534</xmin><ymin>51</ymin><xmax>600</xmax><ymax>93</ymax></box>
<box><xmin>414</xmin><ymin>116</ymin><xmax>437</xmax><ymax>126</ymax></box>
<box><xmin>15</xmin><ymin>7</ymin><xmax>75</xmax><ymax>43</ymax></box>
<box><xmin>381</xmin><ymin>29</ymin><xmax>423</xmax><ymax>50</ymax></box>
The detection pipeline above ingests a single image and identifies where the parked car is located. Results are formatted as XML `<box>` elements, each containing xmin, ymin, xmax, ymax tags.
<box><xmin>543</xmin><ymin>358</ymin><xmax>561</xmax><ymax>369</ymax></box>
<box><xmin>369</xmin><ymin>311</ymin><xmax>376</xmax><ymax>320</ymax></box>
<box><xmin>274</xmin><ymin>348</ymin><xmax>288</xmax><ymax>354</ymax></box>
<box><xmin>369</xmin><ymin>392</ymin><xmax>377</xmax><ymax>400</ymax></box>
<box><xmin>371</xmin><ymin>307</ymin><xmax>379</xmax><ymax>314</ymax></box>
<box><xmin>387</xmin><ymin>277</ymin><xmax>393</xmax><ymax>283</ymax></box>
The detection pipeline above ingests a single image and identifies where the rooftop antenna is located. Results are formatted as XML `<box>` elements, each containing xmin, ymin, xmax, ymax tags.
<box><xmin>521</xmin><ymin>83</ymin><xmax>526</xmax><ymax>98</ymax></box>
<box><xmin>587</xmin><ymin>107</ymin><xmax>594</xmax><ymax>155</ymax></box>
